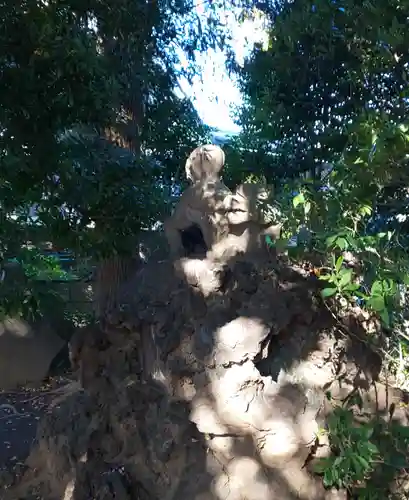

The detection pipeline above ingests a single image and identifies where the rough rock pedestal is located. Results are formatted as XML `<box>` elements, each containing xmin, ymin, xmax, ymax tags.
<box><xmin>11</xmin><ymin>145</ymin><xmax>357</xmax><ymax>500</ymax></box>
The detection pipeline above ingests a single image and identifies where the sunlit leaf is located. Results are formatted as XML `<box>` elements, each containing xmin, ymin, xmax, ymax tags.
<box><xmin>335</xmin><ymin>255</ymin><xmax>344</xmax><ymax>272</ymax></box>
<box><xmin>371</xmin><ymin>280</ymin><xmax>384</xmax><ymax>296</ymax></box>
<box><xmin>367</xmin><ymin>295</ymin><xmax>385</xmax><ymax>312</ymax></box>
<box><xmin>293</xmin><ymin>193</ymin><xmax>305</xmax><ymax>208</ymax></box>
<box><xmin>321</xmin><ymin>287</ymin><xmax>337</xmax><ymax>298</ymax></box>
<box><xmin>334</xmin><ymin>237</ymin><xmax>348</xmax><ymax>250</ymax></box>
<box><xmin>338</xmin><ymin>268</ymin><xmax>353</xmax><ymax>288</ymax></box>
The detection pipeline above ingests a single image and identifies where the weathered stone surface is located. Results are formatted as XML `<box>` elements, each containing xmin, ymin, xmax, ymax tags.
<box><xmin>10</xmin><ymin>145</ymin><xmax>402</xmax><ymax>500</ymax></box>
<box><xmin>0</xmin><ymin>318</ymin><xmax>65</xmax><ymax>390</ymax></box>
<box><xmin>164</xmin><ymin>144</ymin><xmax>281</xmax><ymax>259</ymax></box>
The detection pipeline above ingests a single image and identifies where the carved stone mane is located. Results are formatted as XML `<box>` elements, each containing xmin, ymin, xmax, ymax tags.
<box><xmin>164</xmin><ymin>145</ymin><xmax>281</xmax><ymax>258</ymax></box>
<box><xmin>225</xmin><ymin>183</ymin><xmax>270</xmax><ymax>225</ymax></box>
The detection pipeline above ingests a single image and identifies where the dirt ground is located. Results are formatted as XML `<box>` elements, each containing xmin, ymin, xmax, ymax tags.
<box><xmin>0</xmin><ymin>376</ymin><xmax>71</xmax><ymax>493</ymax></box>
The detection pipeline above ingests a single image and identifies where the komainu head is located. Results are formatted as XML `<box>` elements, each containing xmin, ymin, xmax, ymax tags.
<box><xmin>185</xmin><ymin>144</ymin><xmax>225</xmax><ymax>183</ymax></box>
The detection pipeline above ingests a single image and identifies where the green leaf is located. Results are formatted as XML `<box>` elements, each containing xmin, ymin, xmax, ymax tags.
<box><xmin>366</xmin><ymin>441</ymin><xmax>379</xmax><ymax>455</ymax></box>
<box><xmin>351</xmin><ymin>455</ymin><xmax>365</xmax><ymax>476</ymax></box>
<box><xmin>363</xmin><ymin>426</ymin><xmax>374</xmax><ymax>440</ymax></box>
<box><xmin>319</xmin><ymin>274</ymin><xmax>333</xmax><ymax>281</ymax></box>
<box><xmin>313</xmin><ymin>457</ymin><xmax>333</xmax><ymax>474</ymax></box>
<box><xmin>359</xmin><ymin>205</ymin><xmax>372</xmax><ymax>216</ymax></box>
<box><xmin>356</xmin><ymin>454</ymin><xmax>370</xmax><ymax>471</ymax></box>
<box><xmin>326</xmin><ymin>235</ymin><xmax>338</xmax><ymax>247</ymax></box>
<box><xmin>293</xmin><ymin>193</ymin><xmax>305</xmax><ymax>208</ymax></box>
<box><xmin>321</xmin><ymin>287</ymin><xmax>337</xmax><ymax>298</ymax></box>
<box><xmin>323</xmin><ymin>468</ymin><xmax>335</xmax><ymax>487</ymax></box>
<box><xmin>330</xmin><ymin>463</ymin><xmax>339</xmax><ymax>484</ymax></box>
<box><xmin>401</xmin><ymin>274</ymin><xmax>409</xmax><ymax>286</ymax></box>
<box><xmin>338</xmin><ymin>268</ymin><xmax>353</xmax><ymax>288</ymax></box>
<box><xmin>390</xmin><ymin>453</ymin><xmax>409</xmax><ymax>468</ymax></box>
<box><xmin>379</xmin><ymin>308</ymin><xmax>390</xmax><ymax>326</ymax></box>
<box><xmin>334</xmin><ymin>237</ymin><xmax>348</xmax><ymax>250</ymax></box>
<box><xmin>391</xmin><ymin>424</ymin><xmax>409</xmax><ymax>439</ymax></box>
<box><xmin>382</xmin><ymin>279</ymin><xmax>395</xmax><ymax>294</ymax></box>
<box><xmin>335</xmin><ymin>255</ymin><xmax>344</xmax><ymax>272</ymax></box>
<box><xmin>367</xmin><ymin>295</ymin><xmax>385</xmax><ymax>312</ymax></box>
<box><xmin>371</xmin><ymin>280</ymin><xmax>384</xmax><ymax>296</ymax></box>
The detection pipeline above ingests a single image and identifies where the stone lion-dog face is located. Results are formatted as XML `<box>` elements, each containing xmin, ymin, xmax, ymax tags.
<box><xmin>184</xmin><ymin>144</ymin><xmax>226</xmax><ymax>184</ymax></box>
<box><xmin>165</xmin><ymin>144</ymin><xmax>231</xmax><ymax>257</ymax></box>
<box><xmin>224</xmin><ymin>183</ymin><xmax>272</xmax><ymax>225</ymax></box>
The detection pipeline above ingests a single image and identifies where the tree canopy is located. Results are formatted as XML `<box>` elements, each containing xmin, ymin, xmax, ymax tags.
<box><xmin>2</xmin><ymin>1</ymin><xmax>409</xmax><ymax>494</ymax></box>
<box><xmin>232</xmin><ymin>0</ymin><xmax>409</xmax><ymax>337</ymax></box>
<box><xmin>235</xmin><ymin>0</ymin><xmax>409</xmax><ymax>179</ymax></box>
<box><xmin>0</xmin><ymin>0</ymin><xmax>233</xmax><ymax>318</ymax></box>
<box><xmin>229</xmin><ymin>6</ymin><xmax>409</xmax><ymax>490</ymax></box>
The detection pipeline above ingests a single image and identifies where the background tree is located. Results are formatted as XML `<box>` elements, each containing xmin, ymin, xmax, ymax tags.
<box><xmin>231</xmin><ymin>4</ymin><xmax>409</xmax><ymax>491</ymax></box>
<box><xmin>235</xmin><ymin>0</ymin><xmax>409</xmax><ymax>180</ymax></box>
<box><xmin>233</xmin><ymin>0</ymin><xmax>409</xmax><ymax>336</ymax></box>
<box><xmin>0</xmin><ymin>0</ymin><xmax>229</xmax><ymax>319</ymax></box>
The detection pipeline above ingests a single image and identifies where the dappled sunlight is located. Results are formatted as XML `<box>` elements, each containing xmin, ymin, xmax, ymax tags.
<box><xmin>2</xmin><ymin>7</ymin><xmax>409</xmax><ymax>494</ymax></box>
<box><xmin>7</xmin><ymin>136</ymin><xmax>408</xmax><ymax>499</ymax></box>
<box><xmin>213</xmin><ymin>456</ymin><xmax>271</xmax><ymax>499</ymax></box>
<box><xmin>2</xmin><ymin>0</ymin><xmax>409</xmax><ymax>497</ymax></box>
<box><xmin>0</xmin><ymin>318</ymin><xmax>32</xmax><ymax>338</ymax></box>
<box><xmin>62</xmin><ymin>477</ymin><xmax>76</xmax><ymax>500</ymax></box>
<box><xmin>7</xmin><ymin>144</ymin><xmax>335</xmax><ymax>499</ymax></box>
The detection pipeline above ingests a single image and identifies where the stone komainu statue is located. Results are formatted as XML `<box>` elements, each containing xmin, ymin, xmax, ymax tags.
<box><xmin>164</xmin><ymin>144</ymin><xmax>230</xmax><ymax>257</ymax></box>
<box><xmin>164</xmin><ymin>144</ymin><xmax>281</xmax><ymax>258</ymax></box>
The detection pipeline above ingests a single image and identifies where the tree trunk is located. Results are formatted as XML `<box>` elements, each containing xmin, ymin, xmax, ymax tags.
<box><xmin>94</xmin><ymin>254</ymin><xmax>141</xmax><ymax>319</ymax></box>
<box><xmin>94</xmin><ymin>11</ymin><xmax>152</xmax><ymax>320</ymax></box>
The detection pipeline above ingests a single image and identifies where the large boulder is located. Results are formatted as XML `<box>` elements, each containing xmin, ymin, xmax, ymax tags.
<box><xmin>11</xmin><ymin>145</ymin><xmax>401</xmax><ymax>500</ymax></box>
<box><xmin>10</xmin><ymin>252</ymin><xmax>338</xmax><ymax>500</ymax></box>
<box><xmin>0</xmin><ymin>318</ymin><xmax>65</xmax><ymax>390</ymax></box>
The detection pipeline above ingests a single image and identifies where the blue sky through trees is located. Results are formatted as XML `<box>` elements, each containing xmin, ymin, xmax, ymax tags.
<box><xmin>174</xmin><ymin>6</ymin><xmax>268</xmax><ymax>134</ymax></box>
